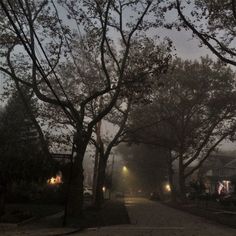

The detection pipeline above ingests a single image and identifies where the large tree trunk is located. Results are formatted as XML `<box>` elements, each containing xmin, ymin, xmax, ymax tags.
<box><xmin>92</xmin><ymin>121</ymin><xmax>101</xmax><ymax>199</ymax></box>
<box><xmin>93</xmin><ymin>154</ymin><xmax>107</xmax><ymax>209</ymax></box>
<box><xmin>0</xmin><ymin>184</ymin><xmax>6</xmax><ymax>218</ymax></box>
<box><xmin>66</xmin><ymin>158</ymin><xmax>84</xmax><ymax>217</ymax></box>
<box><xmin>66</xmin><ymin>135</ymin><xmax>87</xmax><ymax>218</ymax></box>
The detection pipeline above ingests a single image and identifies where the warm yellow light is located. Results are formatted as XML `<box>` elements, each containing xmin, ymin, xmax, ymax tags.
<box><xmin>102</xmin><ymin>186</ymin><xmax>106</xmax><ymax>192</ymax></box>
<box><xmin>47</xmin><ymin>174</ymin><xmax>62</xmax><ymax>185</ymax></box>
<box><xmin>123</xmin><ymin>166</ymin><xmax>128</xmax><ymax>172</ymax></box>
<box><xmin>165</xmin><ymin>184</ymin><xmax>171</xmax><ymax>192</ymax></box>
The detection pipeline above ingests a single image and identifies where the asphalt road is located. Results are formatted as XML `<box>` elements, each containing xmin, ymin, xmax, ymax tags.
<box><xmin>2</xmin><ymin>197</ymin><xmax>236</xmax><ymax>236</ymax></box>
<box><xmin>81</xmin><ymin>197</ymin><xmax>236</xmax><ymax>236</ymax></box>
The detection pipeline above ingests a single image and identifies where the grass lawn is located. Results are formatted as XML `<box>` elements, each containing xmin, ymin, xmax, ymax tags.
<box><xmin>165</xmin><ymin>199</ymin><xmax>236</xmax><ymax>229</ymax></box>
<box><xmin>1</xmin><ymin>203</ymin><xmax>63</xmax><ymax>223</ymax></box>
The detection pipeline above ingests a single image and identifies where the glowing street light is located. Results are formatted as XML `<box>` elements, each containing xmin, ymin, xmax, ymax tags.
<box><xmin>123</xmin><ymin>166</ymin><xmax>128</xmax><ymax>172</ymax></box>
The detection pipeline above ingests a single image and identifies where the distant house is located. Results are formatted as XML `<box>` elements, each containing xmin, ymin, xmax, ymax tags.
<box><xmin>199</xmin><ymin>154</ymin><xmax>236</xmax><ymax>179</ymax></box>
<box><xmin>199</xmin><ymin>154</ymin><xmax>236</xmax><ymax>194</ymax></box>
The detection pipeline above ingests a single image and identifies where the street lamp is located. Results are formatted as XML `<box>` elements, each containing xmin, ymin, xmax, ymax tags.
<box><xmin>122</xmin><ymin>166</ymin><xmax>129</xmax><ymax>194</ymax></box>
<box><xmin>123</xmin><ymin>166</ymin><xmax>128</xmax><ymax>173</ymax></box>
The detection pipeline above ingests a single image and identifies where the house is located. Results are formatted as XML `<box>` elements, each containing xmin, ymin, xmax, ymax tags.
<box><xmin>199</xmin><ymin>154</ymin><xmax>236</xmax><ymax>194</ymax></box>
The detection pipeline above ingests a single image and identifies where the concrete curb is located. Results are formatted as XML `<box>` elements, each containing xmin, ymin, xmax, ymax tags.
<box><xmin>46</xmin><ymin>228</ymin><xmax>83</xmax><ymax>236</ymax></box>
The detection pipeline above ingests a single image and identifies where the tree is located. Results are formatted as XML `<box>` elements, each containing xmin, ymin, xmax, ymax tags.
<box><xmin>0</xmin><ymin>90</ymin><xmax>57</xmax><ymax>217</ymax></box>
<box><xmin>90</xmin><ymin>38</ymin><xmax>171</xmax><ymax>208</ymax></box>
<box><xmin>175</xmin><ymin>0</ymin><xmax>236</xmax><ymax>66</ymax></box>
<box><xmin>0</xmin><ymin>0</ymin><xmax>170</xmax><ymax>217</ymax></box>
<box><xmin>91</xmin><ymin>100</ymin><xmax>131</xmax><ymax>208</ymax></box>
<box><xmin>128</xmin><ymin>58</ymin><xmax>236</xmax><ymax>198</ymax></box>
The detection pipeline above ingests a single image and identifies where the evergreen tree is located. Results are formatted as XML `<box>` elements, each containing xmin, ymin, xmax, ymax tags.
<box><xmin>0</xmin><ymin>90</ymin><xmax>57</xmax><ymax>216</ymax></box>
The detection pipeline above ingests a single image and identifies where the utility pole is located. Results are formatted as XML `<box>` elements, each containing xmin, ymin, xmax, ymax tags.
<box><xmin>109</xmin><ymin>153</ymin><xmax>115</xmax><ymax>199</ymax></box>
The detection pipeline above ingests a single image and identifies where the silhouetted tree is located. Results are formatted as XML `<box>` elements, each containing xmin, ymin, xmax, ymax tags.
<box><xmin>0</xmin><ymin>90</ymin><xmax>57</xmax><ymax>217</ymax></box>
<box><xmin>0</xmin><ymin>0</ymin><xmax>171</xmax><ymax>217</ymax></box>
<box><xmin>175</xmin><ymin>0</ymin><xmax>236</xmax><ymax>66</ymax></box>
<box><xmin>128</xmin><ymin>58</ymin><xmax>236</xmax><ymax>198</ymax></box>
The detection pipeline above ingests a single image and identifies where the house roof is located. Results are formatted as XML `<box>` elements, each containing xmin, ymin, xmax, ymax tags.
<box><xmin>199</xmin><ymin>154</ymin><xmax>236</xmax><ymax>176</ymax></box>
<box><xmin>224</xmin><ymin>158</ymin><xmax>236</xmax><ymax>168</ymax></box>
<box><xmin>204</xmin><ymin>154</ymin><xmax>236</xmax><ymax>168</ymax></box>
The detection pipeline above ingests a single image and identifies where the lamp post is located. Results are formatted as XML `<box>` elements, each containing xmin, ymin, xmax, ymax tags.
<box><xmin>122</xmin><ymin>165</ymin><xmax>129</xmax><ymax>194</ymax></box>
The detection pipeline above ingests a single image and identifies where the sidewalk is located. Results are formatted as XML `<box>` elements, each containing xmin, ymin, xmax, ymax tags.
<box><xmin>0</xmin><ymin>198</ymin><xmax>129</xmax><ymax>236</ymax></box>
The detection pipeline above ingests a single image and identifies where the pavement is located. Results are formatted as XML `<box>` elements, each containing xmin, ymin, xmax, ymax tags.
<box><xmin>2</xmin><ymin>197</ymin><xmax>236</xmax><ymax>235</ymax></box>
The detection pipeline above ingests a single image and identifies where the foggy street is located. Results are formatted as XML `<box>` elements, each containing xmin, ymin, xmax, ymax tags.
<box><xmin>1</xmin><ymin>1</ymin><xmax>236</xmax><ymax>236</ymax></box>
<box><xmin>80</xmin><ymin>197</ymin><xmax>236</xmax><ymax>236</ymax></box>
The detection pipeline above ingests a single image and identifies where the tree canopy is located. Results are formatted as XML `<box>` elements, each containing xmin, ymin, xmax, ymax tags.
<box><xmin>175</xmin><ymin>0</ymin><xmax>236</xmax><ymax>66</ymax></box>
<box><xmin>128</xmin><ymin>57</ymin><xmax>236</xmax><ymax>194</ymax></box>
